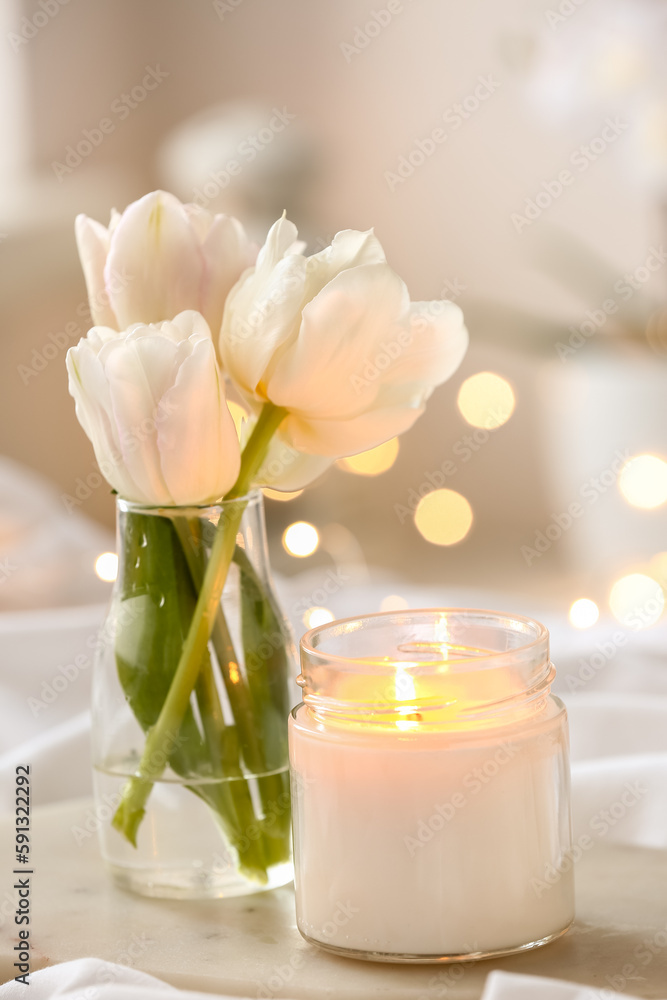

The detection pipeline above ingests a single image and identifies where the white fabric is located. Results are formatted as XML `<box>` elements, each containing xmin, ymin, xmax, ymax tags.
<box><xmin>0</xmin><ymin>959</ymin><xmax>175</xmax><ymax>999</ymax></box>
<box><xmin>0</xmin><ymin>457</ymin><xmax>113</xmax><ymax>611</ymax></box>
<box><xmin>0</xmin><ymin>958</ymin><xmax>657</xmax><ymax>999</ymax></box>
<box><xmin>481</xmin><ymin>969</ymin><xmax>647</xmax><ymax>999</ymax></box>
<box><xmin>0</xmin><ymin>602</ymin><xmax>105</xmax><ymax>812</ymax></box>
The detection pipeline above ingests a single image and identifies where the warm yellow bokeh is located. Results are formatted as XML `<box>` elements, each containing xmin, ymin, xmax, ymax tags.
<box><xmin>649</xmin><ymin>552</ymin><xmax>667</xmax><ymax>588</ymax></box>
<box><xmin>338</xmin><ymin>438</ymin><xmax>399</xmax><ymax>476</ymax></box>
<box><xmin>282</xmin><ymin>521</ymin><xmax>320</xmax><ymax>557</ymax></box>
<box><xmin>609</xmin><ymin>573</ymin><xmax>664</xmax><ymax>628</ymax></box>
<box><xmin>95</xmin><ymin>552</ymin><xmax>118</xmax><ymax>582</ymax></box>
<box><xmin>303</xmin><ymin>606</ymin><xmax>335</xmax><ymax>628</ymax></box>
<box><xmin>262</xmin><ymin>488</ymin><xmax>304</xmax><ymax>502</ymax></box>
<box><xmin>414</xmin><ymin>489</ymin><xmax>473</xmax><ymax>545</ymax></box>
<box><xmin>569</xmin><ymin>598</ymin><xmax>599</xmax><ymax>629</ymax></box>
<box><xmin>457</xmin><ymin>372</ymin><xmax>515</xmax><ymax>429</ymax></box>
<box><xmin>380</xmin><ymin>594</ymin><xmax>410</xmax><ymax>613</ymax></box>
<box><xmin>618</xmin><ymin>454</ymin><xmax>667</xmax><ymax>509</ymax></box>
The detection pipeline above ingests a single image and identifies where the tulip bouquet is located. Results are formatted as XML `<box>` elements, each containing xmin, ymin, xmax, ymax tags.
<box><xmin>67</xmin><ymin>191</ymin><xmax>468</xmax><ymax>891</ymax></box>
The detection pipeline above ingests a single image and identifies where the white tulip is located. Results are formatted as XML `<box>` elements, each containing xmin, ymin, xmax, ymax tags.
<box><xmin>219</xmin><ymin>216</ymin><xmax>469</xmax><ymax>457</ymax></box>
<box><xmin>75</xmin><ymin>190</ymin><xmax>256</xmax><ymax>335</ymax></box>
<box><xmin>66</xmin><ymin>312</ymin><xmax>241</xmax><ymax>506</ymax></box>
<box><xmin>256</xmin><ymin>434</ymin><xmax>334</xmax><ymax>491</ymax></box>
<box><xmin>237</xmin><ymin>409</ymin><xmax>333</xmax><ymax>491</ymax></box>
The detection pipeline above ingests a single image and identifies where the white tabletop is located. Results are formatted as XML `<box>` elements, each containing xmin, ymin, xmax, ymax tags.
<box><xmin>1</xmin><ymin>799</ymin><xmax>666</xmax><ymax>998</ymax></box>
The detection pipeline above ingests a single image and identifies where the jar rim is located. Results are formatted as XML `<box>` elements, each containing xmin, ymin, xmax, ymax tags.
<box><xmin>301</xmin><ymin>607</ymin><xmax>549</xmax><ymax>675</ymax></box>
<box><xmin>298</xmin><ymin>608</ymin><xmax>553</xmax><ymax>727</ymax></box>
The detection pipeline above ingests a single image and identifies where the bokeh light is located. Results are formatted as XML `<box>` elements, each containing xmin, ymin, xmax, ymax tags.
<box><xmin>304</xmin><ymin>607</ymin><xmax>335</xmax><ymax>628</ymax></box>
<box><xmin>609</xmin><ymin>573</ymin><xmax>664</xmax><ymax>629</ymax></box>
<box><xmin>263</xmin><ymin>488</ymin><xmax>303</xmax><ymax>502</ymax></box>
<box><xmin>592</xmin><ymin>39</ymin><xmax>647</xmax><ymax>94</ymax></box>
<box><xmin>457</xmin><ymin>372</ymin><xmax>515</xmax><ymax>429</ymax></box>
<box><xmin>95</xmin><ymin>552</ymin><xmax>118</xmax><ymax>582</ymax></box>
<box><xmin>569</xmin><ymin>598</ymin><xmax>599</xmax><ymax>629</ymax></box>
<box><xmin>618</xmin><ymin>454</ymin><xmax>667</xmax><ymax>509</ymax></box>
<box><xmin>380</xmin><ymin>594</ymin><xmax>410</xmax><ymax>613</ymax></box>
<box><xmin>414</xmin><ymin>489</ymin><xmax>473</xmax><ymax>546</ymax></box>
<box><xmin>338</xmin><ymin>438</ymin><xmax>399</xmax><ymax>476</ymax></box>
<box><xmin>649</xmin><ymin>552</ymin><xmax>667</xmax><ymax>588</ymax></box>
<box><xmin>282</xmin><ymin>521</ymin><xmax>320</xmax><ymax>557</ymax></box>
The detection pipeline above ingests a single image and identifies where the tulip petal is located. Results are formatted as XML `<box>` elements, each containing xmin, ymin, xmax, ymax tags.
<box><xmin>256</xmin><ymin>214</ymin><xmax>300</xmax><ymax>273</ymax></box>
<box><xmin>67</xmin><ymin>337</ymin><xmax>144</xmax><ymax>501</ymax></box>
<box><xmin>282</xmin><ymin>403</ymin><xmax>424</xmax><ymax>458</ymax></box>
<box><xmin>220</xmin><ymin>253</ymin><xmax>307</xmax><ymax>396</ymax></box>
<box><xmin>199</xmin><ymin>214</ymin><xmax>258</xmax><ymax>340</ymax></box>
<box><xmin>159</xmin><ymin>310</ymin><xmax>213</xmax><ymax>344</ymax></box>
<box><xmin>280</xmin><ymin>299</ymin><xmax>468</xmax><ymax>456</ymax></box>
<box><xmin>219</xmin><ymin>215</ymin><xmax>340</xmax><ymax>400</ymax></box>
<box><xmin>101</xmin><ymin>335</ymin><xmax>180</xmax><ymax>504</ymax></box>
<box><xmin>253</xmin><ymin>432</ymin><xmax>333</xmax><ymax>491</ymax></box>
<box><xmin>105</xmin><ymin>191</ymin><xmax>203</xmax><ymax>328</ymax></box>
<box><xmin>302</xmin><ymin>229</ymin><xmax>386</xmax><ymax>301</ymax></box>
<box><xmin>66</xmin><ymin>339</ymin><xmax>113</xmax><ymax>452</ymax></box>
<box><xmin>182</xmin><ymin>203</ymin><xmax>213</xmax><ymax>243</ymax></box>
<box><xmin>378</xmin><ymin>300</ymin><xmax>469</xmax><ymax>389</ymax></box>
<box><xmin>157</xmin><ymin>338</ymin><xmax>240</xmax><ymax>504</ymax></box>
<box><xmin>74</xmin><ymin>215</ymin><xmax>118</xmax><ymax>327</ymax></box>
<box><xmin>267</xmin><ymin>263</ymin><xmax>410</xmax><ymax>418</ymax></box>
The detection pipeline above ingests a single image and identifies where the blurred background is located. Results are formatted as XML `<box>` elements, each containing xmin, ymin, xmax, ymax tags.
<box><xmin>1</xmin><ymin>0</ymin><xmax>667</xmax><ymax>638</ymax></box>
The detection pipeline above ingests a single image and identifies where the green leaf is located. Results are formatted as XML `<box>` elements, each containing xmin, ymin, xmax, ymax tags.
<box><xmin>234</xmin><ymin>546</ymin><xmax>293</xmax><ymax>863</ymax></box>
<box><xmin>114</xmin><ymin>512</ymin><xmax>206</xmax><ymax>776</ymax></box>
<box><xmin>234</xmin><ymin>545</ymin><xmax>293</xmax><ymax>772</ymax></box>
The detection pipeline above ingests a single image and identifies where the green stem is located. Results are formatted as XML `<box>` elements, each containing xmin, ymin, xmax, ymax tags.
<box><xmin>191</xmin><ymin>665</ymin><xmax>270</xmax><ymax>882</ymax></box>
<box><xmin>227</xmin><ymin>404</ymin><xmax>288</xmax><ymax>499</ymax></box>
<box><xmin>175</xmin><ymin>517</ymin><xmax>272</xmax><ymax>880</ymax></box>
<box><xmin>112</xmin><ymin>403</ymin><xmax>287</xmax><ymax>845</ymax></box>
<box><xmin>172</xmin><ymin>519</ymin><xmax>229</xmax><ymax>779</ymax></box>
<box><xmin>174</xmin><ymin>518</ymin><xmax>266</xmax><ymax>777</ymax></box>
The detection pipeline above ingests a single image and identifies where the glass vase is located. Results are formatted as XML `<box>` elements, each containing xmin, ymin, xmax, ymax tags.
<box><xmin>92</xmin><ymin>491</ymin><xmax>296</xmax><ymax>899</ymax></box>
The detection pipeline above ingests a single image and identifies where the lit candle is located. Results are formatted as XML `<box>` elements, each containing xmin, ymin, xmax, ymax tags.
<box><xmin>289</xmin><ymin>609</ymin><xmax>574</xmax><ymax>962</ymax></box>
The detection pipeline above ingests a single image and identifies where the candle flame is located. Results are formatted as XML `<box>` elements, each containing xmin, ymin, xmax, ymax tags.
<box><xmin>394</xmin><ymin>665</ymin><xmax>416</xmax><ymax>700</ymax></box>
<box><xmin>395</xmin><ymin>665</ymin><xmax>420</xmax><ymax>730</ymax></box>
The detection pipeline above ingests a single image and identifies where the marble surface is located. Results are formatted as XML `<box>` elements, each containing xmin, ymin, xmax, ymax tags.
<box><xmin>1</xmin><ymin>800</ymin><xmax>666</xmax><ymax>998</ymax></box>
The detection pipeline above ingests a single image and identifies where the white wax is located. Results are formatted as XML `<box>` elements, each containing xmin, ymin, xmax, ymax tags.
<box><xmin>289</xmin><ymin>703</ymin><xmax>574</xmax><ymax>958</ymax></box>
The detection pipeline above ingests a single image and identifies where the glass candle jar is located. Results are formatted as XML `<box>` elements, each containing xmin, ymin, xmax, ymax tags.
<box><xmin>289</xmin><ymin>609</ymin><xmax>574</xmax><ymax>963</ymax></box>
